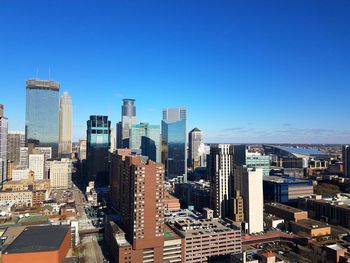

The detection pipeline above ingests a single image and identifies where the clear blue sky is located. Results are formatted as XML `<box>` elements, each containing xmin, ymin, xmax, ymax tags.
<box><xmin>1</xmin><ymin>0</ymin><xmax>349</xmax><ymax>143</ymax></box>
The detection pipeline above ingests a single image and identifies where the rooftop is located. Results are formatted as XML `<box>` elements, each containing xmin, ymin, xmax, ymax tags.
<box><xmin>2</xmin><ymin>225</ymin><xmax>70</xmax><ymax>254</ymax></box>
<box><xmin>263</xmin><ymin>176</ymin><xmax>313</xmax><ymax>185</ymax></box>
<box><xmin>265</xmin><ymin>202</ymin><xmax>306</xmax><ymax>214</ymax></box>
<box><xmin>292</xmin><ymin>218</ymin><xmax>329</xmax><ymax>229</ymax></box>
<box><xmin>271</xmin><ymin>145</ymin><xmax>327</xmax><ymax>157</ymax></box>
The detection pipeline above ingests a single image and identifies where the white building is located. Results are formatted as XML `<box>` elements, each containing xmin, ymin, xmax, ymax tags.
<box><xmin>29</xmin><ymin>154</ymin><xmax>45</xmax><ymax>180</ymax></box>
<box><xmin>49</xmin><ymin>158</ymin><xmax>72</xmax><ymax>189</ymax></box>
<box><xmin>12</xmin><ymin>169</ymin><xmax>30</xmax><ymax>181</ymax></box>
<box><xmin>59</xmin><ymin>92</ymin><xmax>72</xmax><ymax>157</ymax></box>
<box><xmin>235</xmin><ymin>166</ymin><xmax>264</xmax><ymax>234</ymax></box>
<box><xmin>33</xmin><ymin>147</ymin><xmax>52</xmax><ymax>178</ymax></box>
<box><xmin>78</xmin><ymin>139</ymin><xmax>87</xmax><ymax>160</ymax></box>
<box><xmin>208</xmin><ymin>144</ymin><xmax>234</xmax><ymax>218</ymax></box>
<box><xmin>188</xmin><ymin>128</ymin><xmax>205</xmax><ymax>170</ymax></box>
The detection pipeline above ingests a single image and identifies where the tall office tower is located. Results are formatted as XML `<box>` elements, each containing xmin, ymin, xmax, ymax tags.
<box><xmin>0</xmin><ymin>104</ymin><xmax>8</xmax><ymax>184</ymax></box>
<box><xmin>78</xmin><ymin>139</ymin><xmax>87</xmax><ymax>160</ymax></box>
<box><xmin>343</xmin><ymin>145</ymin><xmax>350</xmax><ymax>177</ymax></box>
<box><xmin>33</xmin><ymin>147</ymin><xmax>52</xmax><ymax>179</ymax></box>
<box><xmin>29</xmin><ymin>154</ymin><xmax>45</xmax><ymax>180</ymax></box>
<box><xmin>109</xmin><ymin>149</ymin><xmax>165</xmax><ymax>262</ymax></box>
<box><xmin>208</xmin><ymin>144</ymin><xmax>234</xmax><ymax>218</ymax></box>
<box><xmin>117</xmin><ymin>99</ymin><xmax>137</xmax><ymax>148</ymax></box>
<box><xmin>7</xmin><ymin>131</ymin><xmax>25</xmax><ymax>166</ymax></box>
<box><xmin>188</xmin><ymin>128</ymin><xmax>204</xmax><ymax>170</ymax></box>
<box><xmin>59</xmin><ymin>92</ymin><xmax>72</xmax><ymax>158</ymax></box>
<box><xmin>19</xmin><ymin>147</ymin><xmax>29</xmax><ymax>168</ymax></box>
<box><xmin>50</xmin><ymin>158</ymin><xmax>72</xmax><ymax>189</ymax></box>
<box><xmin>234</xmin><ymin>166</ymin><xmax>264</xmax><ymax>234</ymax></box>
<box><xmin>161</xmin><ymin>108</ymin><xmax>187</xmax><ymax>181</ymax></box>
<box><xmin>25</xmin><ymin>80</ymin><xmax>60</xmax><ymax>158</ymax></box>
<box><xmin>116</xmin><ymin>121</ymin><xmax>122</xmax><ymax>149</ymax></box>
<box><xmin>86</xmin><ymin>115</ymin><xmax>111</xmax><ymax>186</ymax></box>
<box><xmin>110</xmin><ymin>127</ymin><xmax>116</xmax><ymax>153</ymax></box>
<box><xmin>130</xmin><ymin>123</ymin><xmax>160</xmax><ymax>162</ymax></box>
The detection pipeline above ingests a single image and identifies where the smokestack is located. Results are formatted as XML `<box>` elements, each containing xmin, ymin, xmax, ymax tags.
<box><xmin>0</xmin><ymin>104</ymin><xmax>3</xmax><ymax>117</ymax></box>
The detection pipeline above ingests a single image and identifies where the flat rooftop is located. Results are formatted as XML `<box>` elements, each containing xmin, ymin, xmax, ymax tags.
<box><xmin>292</xmin><ymin>219</ymin><xmax>329</xmax><ymax>229</ymax></box>
<box><xmin>172</xmin><ymin>218</ymin><xmax>240</xmax><ymax>238</ymax></box>
<box><xmin>2</xmin><ymin>225</ymin><xmax>70</xmax><ymax>254</ymax></box>
<box><xmin>263</xmin><ymin>176</ymin><xmax>312</xmax><ymax>184</ymax></box>
<box><xmin>265</xmin><ymin>202</ymin><xmax>306</xmax><ymax>214</ymax></box>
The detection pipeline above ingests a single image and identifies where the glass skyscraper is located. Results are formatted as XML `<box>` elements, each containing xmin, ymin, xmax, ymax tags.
<box><xmin>25</xmin><ymin>80</ymin><xmax>60</xmax><ymax>157</ymax></box>
<box><xmin>0</xmin><ymin>104</ymin><xmax>8</xmax><ymax>184</ymax></box>
<box><xmin>116</xmin><ymin>99</ymin><xmax>137</xmax><ymax>148</ymax></box>
<box><xmin>162</xmin><ymin>108</ymin><xmax>187</xmax><ymax>181</ymax></box>
<box><xmin>129</xmin><ymin>123</ymin><xmax>160</xmax><ymax>162</ymax></box>
<box><xmin>87</xmin><ymin>115</ymin><xmax>111</xmax><ymax>186</ymax></box>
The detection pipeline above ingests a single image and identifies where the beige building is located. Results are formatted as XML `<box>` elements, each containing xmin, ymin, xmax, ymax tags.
<box><xmin>49</xmin><ymin>158</ymin><xmax>72</xmax><ymax>189</ymax></box>
<box><xmin>0</xmin><ymin>190</ymin><xmax>32</xmax><ymax>206</ymax></box>
<box><xmin>59</xmin><ymin>92</ymin><xmax>72</xmax><ymax>157</ymax></box>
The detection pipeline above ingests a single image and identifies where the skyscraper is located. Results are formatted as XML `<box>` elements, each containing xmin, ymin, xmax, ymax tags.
<box><xmin>0</xmin><ymin>104</ymin><xmax>8</xmax><ymax>184</ymax></box>
<box><xmin>130</xmin><ymin>123</ymin><xmax>160</xmax><ymax>162</ymax></box>
<box><xmin>161</xmin><ymin>108</ymin><xmax>187</xmax><ymax>181</ymax></box>
<box><xmin>59</xmin><ymin>92</ymin><xmax>72</xmax><ymax>158</ymax></box>
<box><xmin>208</xmin><ymin>144</ymin><xmax>234</xmax><ymax>218</ymax></box>
<box><xmin>117</xmin><ymin>99</ymin><xmax>137</xmax><ymax>148</ymax></box>
<box><xmin>109</xmin><ymin>149</ymin><xmax>165</xmax><ymax>262</ymax></box>
<box><xmin>234</xmin><ymin>166</ymin><xmax>264</xmax><ymax>234</ymax></box>
<box><xmin>188</xmin><ymin>128</ymin><xmax>204</xmax><ymax>170</ymax></box>
<box><xmin>7</xmin><ymin>131</ymin><xmax>25</xmax><ymax>166</ymax></box>
<box><xmin>86</xmin><ymin>115</ymin><xmax>111</xmax><ymax>186</ymax></box>
<box><xmin>25</xmin><ymin>80</ymin><xmax>60</xmax><ymax>158</ymax></box>
<box><xmin>343</xmin><ymin>145</ymin><xmax>350</xmax><ymax>177</ymax></box>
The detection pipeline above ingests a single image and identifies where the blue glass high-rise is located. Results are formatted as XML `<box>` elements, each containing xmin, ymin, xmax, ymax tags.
<box><xmin>87</xmin><ymin>115</ymin><xmax>111</xmax><ymax>186</ymax></box>
<box><xmin>25</xmin><ymin>80</ymin><xmax>59</xmax><ymax>157</ymax></box>
<box><xmin>162</xmin><ymin>108</ymin><xmax>187</xmax><ymax>182</ymax></box>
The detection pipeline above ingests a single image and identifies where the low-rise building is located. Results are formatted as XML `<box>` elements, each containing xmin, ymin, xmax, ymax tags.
<box><xmin>168</xmin><ymin>218</ymin><xmax>241</xmax><ymax>262</ymax></box>
<box><xmin>265</xmin><ymin>202</ymin><xmax>308</xmax><ymax>222</ymax></box>
<box><xmin>290</xmin><ymin>218</ymin><xmax>331</xmax><ymax>238</ymax></box>
<box><xmin>2</xmin><ymin>225</ymin><xmax>71</xmax><ymax>263</ymax></box>
<box><xmin>263</xmin><ymin>176</ymin><xmax>313</xmax><ymax>204</ymax></box>
<box><xmin>0</xmin><ymin>190</ymin><xmax>32</xmax><ymax>206</ymax></box>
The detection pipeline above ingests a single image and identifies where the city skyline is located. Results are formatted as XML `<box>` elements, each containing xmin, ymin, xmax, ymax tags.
<box><xmin>1</xmin><ymin>1</ymin><xmax>350</xmax><ymax>143</ymax></box>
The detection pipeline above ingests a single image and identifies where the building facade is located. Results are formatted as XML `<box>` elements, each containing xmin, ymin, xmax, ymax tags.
<box><xmin>49</xmin><ymin>158</ymin><xmax>72</xmax><ymax>189</ymax></box>
<box><xmin>234</xmin><ymin>166</ymin><xmax>264</xmax><ymax>234</ymax></box>
<box><xmin>188</xmin><ymin>128</ymin><xmax>204</xmax><ymax>170</ymax></box>
<box><xmin>117</xmin><ymin>99</ymin><xmax>137</xmax><ymax>148</ymax></box>
<box><xmin>208</xmin><ymin>144</ymin><xmax>234</xmax><ymax>218</ymax></box>
<box><xmin>29</xmin><ymin>154</ymin><xmax>45</xmax><ymax>180</ymax></box>
<box><xmin>343</xmin><ymin>145</ymin><xmax>350</xmax><ymax>177</ymax></box>
<box><xmin>162</xmin><ymin>108</ymin><xmax>187</xmax><ymax>181</ymax></box>
<box><xmin>129</xmin><ymin>122</ymin><xmax>160</xmax><ymax>162</ymax></box>
<box><xmin>109</xmin><ymin>149</ymin><xmax>165</xmax><ymax>262</ymax></box>
<box><xmin>263</xmin><ymin>176</ymin><xmax>313</xmax><ymax>204</ymax></box>
<box><xmin>0</xmin><ymin>104</ymin><xmax>8</xmax><ymax>184</ymax></box>
<box><xmin>86</xmin><ymin>115</ymin><xmax>111</xmax><ymax>186</ymax></box>
<box><xmin>25</xmin><ymin>80</ymin><xmax>60</xmax><ymax>158</ymax></box>
<box><xmin>59</xmin><ymin>92</ymin><xmax>72</xmax><ymax>158</ymax></box>
<box><xmin>7</xmin><ymin>131</ymin><xmax>25</xmax><ymax>166</ymax></box>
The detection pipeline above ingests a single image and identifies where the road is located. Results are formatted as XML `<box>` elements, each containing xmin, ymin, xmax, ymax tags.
<box><xmin>81</xmin><ymin>235</ymin><xmax>106</xmax><ymax>263</ymax></box>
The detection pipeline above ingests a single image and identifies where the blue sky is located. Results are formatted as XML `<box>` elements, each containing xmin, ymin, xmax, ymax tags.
<box><xmin>1</xmin><ymin>0</ymin><xmax>350</xmax><ymax>143</ymax></box>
